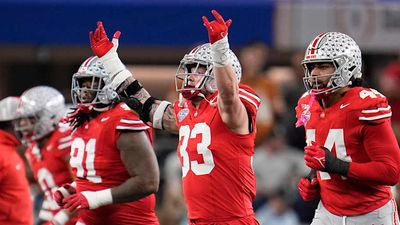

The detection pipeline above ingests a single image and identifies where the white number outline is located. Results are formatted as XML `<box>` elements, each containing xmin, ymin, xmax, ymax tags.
<box><xmin>70</xmin><ymin>138</ymin><xmax>101</xmax><ymax>183</ymax></box>
<box><xmin>179</xmin><ymin>123</ymin><xmax>215</xmax><ymax>177</ymax></box>
<box><xmin>306</xmin><ymin>129</ymin><xmax>352</xmax><ymax>180</ymax></box>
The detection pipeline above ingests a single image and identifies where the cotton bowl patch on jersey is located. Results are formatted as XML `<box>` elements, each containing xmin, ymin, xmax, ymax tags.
<box><xmin>177</xmin><ymin>108</ymin><xmax>189</xmax><ymax>122</ymax></box>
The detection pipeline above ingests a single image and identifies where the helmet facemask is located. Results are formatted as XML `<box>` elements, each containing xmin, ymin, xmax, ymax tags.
<box><xmin>175</xmin><ymin>60</ymin><xmax>214</xmax><ymax>99</ymax></box>
<box><xmin>14</xmin><ymin>115</ymin><xmax>45</xmax><ymax>142</ymax></box>
<box><xmin>71</xmin><ymin>56</ymin><xmax>117</xmax><ymax>111</ymax></box>
<box><xmin>302</xmin><ymin>56</ymin><xmax>352</xmax><ymax>95</ymax></box>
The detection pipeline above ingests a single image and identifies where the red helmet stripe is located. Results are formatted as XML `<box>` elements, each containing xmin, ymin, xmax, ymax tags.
<box><xmin>310</xmin><ymin>32</ymin><xmax>327</xmax><ymax>54</ymax></box>
<box><xmin>83</xmin><ymin>56</ymin><xmax>96</xmax><ymax>67</ymax></box>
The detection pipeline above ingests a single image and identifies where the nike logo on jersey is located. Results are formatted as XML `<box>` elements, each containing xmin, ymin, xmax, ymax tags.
<box><xmin>101</xmin><ymin>117</ymin><xmax>110</xmax><ymax>122</ymax></box>
<box><xmin>16</xmin><ymin>163</ymin><xmax>21</xmax><ymax>171</ymax></box>
<box><xmin>340</xmin><ymin>103</ymin><xmax>350</xmax><ymax>109</ymax></box>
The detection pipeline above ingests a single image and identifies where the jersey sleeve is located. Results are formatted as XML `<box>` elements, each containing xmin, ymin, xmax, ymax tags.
<box><xmin>238</xmin><ymin>84</ymin><xmax>261</xmax><ymax>117</ymax></box>
<box><xmin>347</xmin><ymin>119</ymin><xmax>400</xmax><ymax>185</ymax></box>
<box><xmin>52</xmin><ymin>128</ymin><xmax>72</xmax><ymax>159</ymax></box>
<box><xmin>357</xmin><ymin>88</ymin><xmax>392</xmax><ymax>124</ymax></box>
<box><xmin>115</xmin><ymin>103</ymin><xmax>150</xmax><ymax>132</ymax></box>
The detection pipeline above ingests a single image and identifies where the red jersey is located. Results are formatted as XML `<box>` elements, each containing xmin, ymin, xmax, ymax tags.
<box><xmin>296</xmin><ymin>87</ymin><xmax>398</xmax><ymax>216</ymax></box>
<box><xmin>25</xmin><ymin>126</ymin><xmax>74</xmax><ymax>222</ymax></box>
<box><xmin>70</xmin><ymin>103</ymin><xmax>158</xmax><ymax>225</ymax></box>
<box><xmin>0</xmin><ymin>130</ymin><xmax>32</xmax><ymax>225</ymax></box>
<box><xmin>174</xmin><ymin>84</ymin><xmax>260</xmax><ymax>222</ymax></box>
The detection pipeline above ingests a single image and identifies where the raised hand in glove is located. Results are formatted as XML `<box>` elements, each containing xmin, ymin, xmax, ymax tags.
<box><xmin>89</xmin><ymin>21</ymin><xmax>133</xmax><ymax>92</ymax></box>
<box><xmin>89</xmin><ymin>21</ymin><xmax>121</xmax><ymax>58</ymax></box>
<box><xmin>298</xmin><ymin>177</ymin><xmax>319</xmax><ymax>201</ymax></box>
<box><xmin>202</xmin><ymin>10</ymin><xmax>232</xmax><ymax>44</ymax></box>
<box><xmin>54</xmin><ymin>183</ymin><xmax>77</xmax><ymax>207</ymax></box>
<box><xmin>304</xmin><ymin>141</ymin><xmax>349</xmax><ymax>175</ymax></box>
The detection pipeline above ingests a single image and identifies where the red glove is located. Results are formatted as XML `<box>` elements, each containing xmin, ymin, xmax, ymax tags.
<box><xmin>89</xmin><ymin>21</ymin><xmax>121</xmax><ymax>58</ymax></box>
<box><xmin>62</xmin><ymin>193</ymin><xmax>89</xmax><ymax>212</ymax></box>
<box><xmin>304</xmin><ymin>141</ymin><xmax>350</xmax><ymax>175</ymax></box>
<box><xmin>202</xmin><ymin>10</ymin><xmax>232</xmax><ymax>44</ymax></box>
<box><xmin>304</xmin><ymin>141</ymin><xmax>326</xmax><ymax>170</ymax></box>
<box><xmin>298</xmin><ymin>177</ymin><xmax>319</xmax><ymax>201</ymax></box>
<box><xmin>53</xmin><ymin>183</ymin><xmax>76</xmax><ymax>207</ymax></box>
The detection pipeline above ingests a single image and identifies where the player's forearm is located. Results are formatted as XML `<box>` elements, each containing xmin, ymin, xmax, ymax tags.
<box><xmin>122</xmin><ymin>81</ymin><xmax>178</xmax><ymax>133</ymax></box>
<box><xmin>347</xmin><ymin>161</ymin><xmax>400</xmax><ymax>185</ymax></box>
<box><xmin>161</xmin><ymin>105</ymin><xmax>179</xmax><ymax>134</ymax></box>
<box><xmin>214</xmin><ymin>65</ymin><xmax>239</xmax><ymax>105</ymax></box>
<box><xmin>111</xmin><ymin>175</ymin><xmax>159</xmax><ymax>204</ymax></box>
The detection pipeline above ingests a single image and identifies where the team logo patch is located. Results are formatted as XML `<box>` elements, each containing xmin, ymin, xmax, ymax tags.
<box><xmin>177</xmin><ymin>108</ymin><xmax>189</xmax><ymax>122</ymax></box>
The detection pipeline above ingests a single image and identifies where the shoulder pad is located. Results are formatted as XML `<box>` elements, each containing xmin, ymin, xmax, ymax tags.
<box><xmin>356</xmin><ymin>88</ymin><xmax>392</xmax><ymax>123</ymax></box>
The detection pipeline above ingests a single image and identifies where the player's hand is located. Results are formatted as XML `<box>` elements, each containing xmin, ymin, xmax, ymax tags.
<box><xmin>62</xmin><ymin>193</ymin><xmax>89</xmax><ymax>212</ymax></box>
<box><xmin>297</xmin><ymin>177</ymin><xmax>319</xmax><ymax>201</ymax></box>
<box><xmin>304</xmin><ymin>142</ymin><xmax>327</xmax><ymax>170</ymax></box>
<box><xmin>89</xmin><ymin>21</ymin><xmax>121</xmax><ymax>58</ymax></box>
<box><xmin>202</xmin><ymin>10</ymin><xmax>232</xmax><ymax>44</ymax></box>
<box><xmin>304</xmin><ymin>141</ymin><xmax>350</xmax><ymax>175</ymax></box>
<box><xmin>89</xmin><ymin>21</ymin><xmax>133</xmax><ymax>92</ymax></box>
<box><xmin>54</xmin><ymin>183</ymin><xmax>77</xmax><ymax>207</ymax></box>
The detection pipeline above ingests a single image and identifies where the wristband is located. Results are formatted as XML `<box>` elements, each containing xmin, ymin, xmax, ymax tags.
<box><xmin>153</xmin><ymin>101</ymin><xmax>171</xmax><ymax>129</ymax></box>
<box><xmin>322</xmin><ymin>146</ymin><xmax>350</xmax><ymax>175</ymax></box>
<box><xmin>142</xmin><ymin>97</ymin><xmax>156</xmax><ymax>123</ymax></box>
<box><xmin>81</xmin><ymin>189</ymin><xmax>113</xmax><ymax>209</ymax></box>
<box><xmin>121</xmin><ymin>80</ymin><xmax>143</xmax><ymax>97</ymax></box>
<box><xmin>210</xmin><ymin>36</ymin><xmax>231</xmax><ymax>67</ymax></box>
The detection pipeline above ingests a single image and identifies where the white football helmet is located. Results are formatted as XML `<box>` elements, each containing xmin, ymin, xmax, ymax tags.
<box><xmin>302</xmin><ymin>32</ymin><xmax>362</xmax><ymax>95</ymax></box>
<box><xmin>175</xmin><ymin>43</ymin><xmax>242</xmax><ymax>99</ymax></box>
<box><xmin>0</xmin><ymin>96</ymin><xmax>20</xmax><ymax>121</ymax></box>
<box><xmin>71</xmin><ymin>56</ymin><xmax>117</xmax><ymax>110</ymax></box>
<box><xmin>15</xmin><ymin>86</ymin><xmax>65</xmax><ymax>141</ymax></box>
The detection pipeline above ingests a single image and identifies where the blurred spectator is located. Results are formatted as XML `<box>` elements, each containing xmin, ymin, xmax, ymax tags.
<box><xmin>379</xmin><ymin>61</ymin><xmax>400</xmax><ymax>142</ymax></box>
<box><xmin>0</xmin><ymin>97</ymin><xmax>33</xmax><ymax>225</ymax></box>
<box><xmin>379</xmin><ymin>61</ymin><xmax>400</xmax><ymax>217</ymax></box>
<box><xmin>157</xmin><ymin>152</ymin><xmax>187</xmax><ymax>225</ymax></box>
<box><xmin>284</xmin><ymin>51</ymin><xmax>308</xmax><ymax>150</ymax></box>
<box><xmin>239</xmin><ymin>41</ymin><xmax>286</xmax><ymax>146</ymax></box>
<box><xmin>253</xmin><ymin>128</ymin><xmax>308</xmax><ymax>210</ymax></box>
<box><xmin>256</xmin><ymin>189</ymin><xmax>300</xmax><ymax>225</ymax></box>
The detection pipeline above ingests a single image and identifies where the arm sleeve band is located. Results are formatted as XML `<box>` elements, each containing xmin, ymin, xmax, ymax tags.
<box><xmin>152</xmin><ymin>101</ymin><xmax>171</xmax><ymax>129</ymax></box>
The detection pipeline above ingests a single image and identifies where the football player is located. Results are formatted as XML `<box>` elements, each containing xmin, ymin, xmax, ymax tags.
<box><xmin>15</xmin><ymin>86</ymin><xmax>76</xmax><ymax>225</ymax></box>
<box><xmin>296</xmin><ymin>32</ymin><xmax>400</xmax><ymax>224</ymax></box>
<box><xmin>88</xmin><ymin>9</ymin><xmax>261</xmax><ymax>224</ymax></box>
<box><xmin>55</xmin><ymin>56</ymin><xmax>159</xmax><ymax>225</ymax></box>
<box><xmin>0</xmin><ymin>97</ymin><xmax>33</xmax><ymax>225</ymax></box>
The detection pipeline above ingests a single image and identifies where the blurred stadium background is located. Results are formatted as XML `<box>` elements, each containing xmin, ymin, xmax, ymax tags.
<box><xmin>1</xmin><ymin>0</ymin><xmax>400</xmax><ymax>224</ymax></box>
